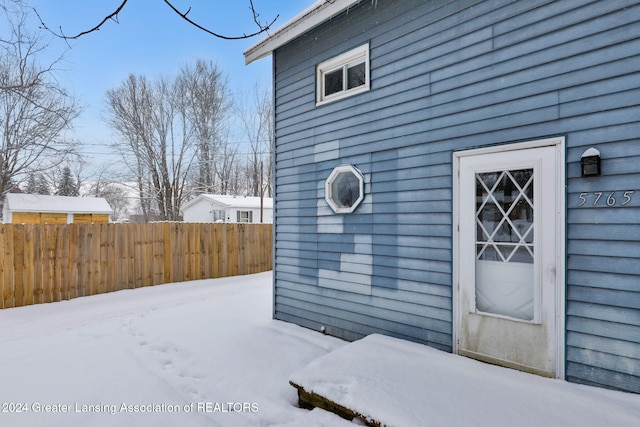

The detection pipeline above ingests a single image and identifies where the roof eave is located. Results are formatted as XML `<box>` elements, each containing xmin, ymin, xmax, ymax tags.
<box><xmin>244</xmin><ymin>0</ymin><xmax>363</xmax><ymax>65</ymax></box>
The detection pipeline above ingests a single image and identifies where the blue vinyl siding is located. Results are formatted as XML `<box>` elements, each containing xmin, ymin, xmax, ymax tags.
<box><xmin>272</xmin><ymin>0</ymin><xmax>640</xmax><ymax>392</ymax></box>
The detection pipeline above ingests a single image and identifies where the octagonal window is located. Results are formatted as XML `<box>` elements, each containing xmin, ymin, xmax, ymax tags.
<box><xmin>325</xmin><ymin>165</ymin><xmax>364</xmax><ymax>213</ymax></box>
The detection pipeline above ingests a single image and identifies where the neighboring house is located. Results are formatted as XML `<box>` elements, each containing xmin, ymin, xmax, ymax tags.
<box><xmin>3</xmin><ymin>193</ymin><xmax>112</xmax><ymax>224</ymax></box>
<box><xmin>245</xmin><ymin>0</ymin><xmax>640</xmax><ymax>393</ymax></box>
<box><xmin>181</xmin><ymin>194</ymin><xmax>273</xmax><ymax>224</ymax></box>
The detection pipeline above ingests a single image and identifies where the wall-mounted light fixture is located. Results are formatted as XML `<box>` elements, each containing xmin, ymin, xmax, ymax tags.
<box><xmin>581</xmin><ymin>147</ymin><xmax>601</xmax><ymax>177</ymax></box>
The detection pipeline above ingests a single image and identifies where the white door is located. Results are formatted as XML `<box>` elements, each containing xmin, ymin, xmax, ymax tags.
<box><xmin>454</xmin><ymin>138</ymin><xmax>564</xmax><ymax>378</ymax></box>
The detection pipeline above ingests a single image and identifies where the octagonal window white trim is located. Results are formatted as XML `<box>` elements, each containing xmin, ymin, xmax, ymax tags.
<box><xmin>325</xmin><ymin>164</ymin><xmax>364</xmax><ymax>213</ymax></box>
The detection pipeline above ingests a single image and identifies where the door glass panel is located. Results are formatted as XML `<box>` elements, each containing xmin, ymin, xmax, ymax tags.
<box><xmin>475</xmin><ymin>168</ymin><xmax>534</xmax><ymax>320</ymax></box>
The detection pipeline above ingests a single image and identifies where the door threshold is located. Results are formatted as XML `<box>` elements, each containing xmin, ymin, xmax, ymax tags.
<box><xmin>458</xmin><ymin>349</ymin><xmax>555</xmax><ymax>378</ymax></box>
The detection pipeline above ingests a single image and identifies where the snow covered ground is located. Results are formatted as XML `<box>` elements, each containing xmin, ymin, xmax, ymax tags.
<box><xmin>0</xmin><ymin>272</ymin><xmax>350</xmax><ymax>427</ymax></box>
<box><xmin>0</xmin><ymin>271</ymin><xmax>638</xmax><ymax>426</ymax></box>
<box><xmin>291</xmin><ymin>334</ymin><xmax>640</xmax><ymax>426</ymax></box>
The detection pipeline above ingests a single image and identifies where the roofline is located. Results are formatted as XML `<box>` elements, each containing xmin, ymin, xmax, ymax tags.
<box><xmin>244</xmin><ymin>0</ymin><xmax>363</xmax><ymax>65</ymax></box>
<box><xmin>5</xmin><ymin>205</ymin><xmax>113</xmax><ymax>214</ymax></box>
<box><xmin>4</xmin><ymin>194</ymin><xmax>112</xmax><ymax>214</ymax></box>
<box><xmin>181</xmin><ymin>194</ymin><xmax>274</xmax><ymax>212</ymax></box>
<box><xmin>181</xmin><ymin>194</ymin><xmax>233</xmax><ymax>211</ymax></box>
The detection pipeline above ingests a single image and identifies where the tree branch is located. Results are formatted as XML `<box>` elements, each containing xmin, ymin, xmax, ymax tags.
<box><xmin>33</xmin><ymin>0</ymin><xmax>278</xmax><ymax>41</ymax></box>
<box><xmin>34</xmin><ymin>0</ymin><xmax>128</xmax><ymax>40</ymax></box>
<box><xmin>161</xmin><ymin>0</ymin><xmax>278</xmax><ymax>40</ymax></box>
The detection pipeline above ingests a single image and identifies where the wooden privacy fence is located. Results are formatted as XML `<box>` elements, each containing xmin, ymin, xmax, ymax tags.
<box><xmin>0</xmin><ymin>222</ymin><xmax>272</xmax><ymax>309</ymax></box>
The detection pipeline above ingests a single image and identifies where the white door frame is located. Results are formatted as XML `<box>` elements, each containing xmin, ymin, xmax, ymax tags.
<box><xmin>452</xmin><ymin>136</ymin><xmax>566</xmax><ymax>379</ymax></box>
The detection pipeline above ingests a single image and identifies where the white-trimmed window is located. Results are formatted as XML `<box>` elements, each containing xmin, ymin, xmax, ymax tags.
<box><xmin>325</xmin><ymin>165</ymin><xmax>365</xmax><ymax>213</ymax></box>
<box><xmin>316</xmin><ymin>44</ymin><xmax>370</xmax><ymax>105</ymax></box>
<box><xmin>237</xmin><ymin>211</ymin><xmax>253</xmax><ymax>223</ymax></box>
<box><xmin>213</xmin><ymin>210</ymin><xmax>225</xmax><ymax>222</ymax></box>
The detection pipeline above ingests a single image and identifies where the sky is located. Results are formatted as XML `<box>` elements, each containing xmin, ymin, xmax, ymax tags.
<box><xmin>26</xmin><ymin>0</ymin><xmax>316</xmax><ymax>174</ymax></box>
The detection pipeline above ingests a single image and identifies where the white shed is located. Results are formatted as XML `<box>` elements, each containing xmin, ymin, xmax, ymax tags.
<box><xmin>181</xmin><ymin>195</ymin><xmax>273</xmax><ymax>224</ymax></box>
<box><xmin>3</xmin><ymin>193</ymin><xmax>113</xmax><ymax>224</ymax></box>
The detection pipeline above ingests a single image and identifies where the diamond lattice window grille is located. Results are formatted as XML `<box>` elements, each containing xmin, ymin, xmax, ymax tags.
<box><xmin>475</xmin><ymin>169</ymin><xmax>534</xmax><ymax>263</ymax></box>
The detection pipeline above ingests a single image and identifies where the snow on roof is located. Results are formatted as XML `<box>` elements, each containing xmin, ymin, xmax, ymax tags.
<box><xmin>182</xmin><ymin>194</ymin><xmax>273</xmax><ymax>211</ymax></box>
<box><xmin>244</xmin><ymin>0</ymin><xmax>363</xmax><ymax>64</ymax></box>
<box><xmin>5</xmin><ymin>193</ymin><xmax>113</xmax><ymax>214</ymax></box>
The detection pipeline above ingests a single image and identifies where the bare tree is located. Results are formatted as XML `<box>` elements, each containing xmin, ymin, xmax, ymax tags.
<box><xmin>45</xmin><ymin>153</ymin><xmax>88</xmax><ymax>195</ymax></box>
<box><xmin>106</xmin><ymin>74</ymin><xmax>154</xmax><ymax>220</ymax></box>
<box><xmin>215</xmin><ymin>135</ymin><xmax>240</xmax><ymax>195</ymax></box>
<box><xmin>0</xmin><ymin>0</ymin><xmax>80</xmax><ymax>203</ymax></box>
<box><xmin>88</xmin><ymin>165</ymin><xmax>131</xmax><ymax>222</ymax></box>
<box><xmin>237</xmin><ymin>83</ymin><xmax>274</xmax><ymax>197</ymax></box>
<box><xmin>106</xmin><ymin>73</ymin><xmax>197</xmax><ymax>221</ymax></box>
<box><xmin>177</xmin><ymin>59</ymin><xmax>232</xmax><ymax>195</ymax></box>
<box><xmin>35</xmin><ymin>0</ymin><xmax>279</xmax><ymax>41</ymax></box>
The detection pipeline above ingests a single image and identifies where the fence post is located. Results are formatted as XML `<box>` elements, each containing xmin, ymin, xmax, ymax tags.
<box><xmin>13</xmin><ymin>225</ymin><xmax>25</xmax><ymax>307</ymax></box>
<box><xmin>0</xmin><ymin>225</ymin><xmax>11</xmax><ymax>309</ymax></box>
<box><xmin>58</xmin><ymin>225</ymin><xmax>69</xmax><ymax>301</ymax></box>
<box><xmin>43</xmin><ymin>226</ymin><xmax>54</xmax><ymax>304</ymax></box>
<box><xmin>31</xmin><ymin>224</ymin><xmax>41</xmax><ymax>305</ymax></box>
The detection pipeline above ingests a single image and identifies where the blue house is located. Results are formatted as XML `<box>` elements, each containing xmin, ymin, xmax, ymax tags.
<box><xmin>245</xmin><ymin>0</ymin><xmax>640</xmax><ymax>393</ymax></box>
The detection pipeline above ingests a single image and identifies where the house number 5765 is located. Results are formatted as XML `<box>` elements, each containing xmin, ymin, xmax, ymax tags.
<box><xmin>578</xmin><ymin>190</ymin><xmax>634</xmax><ymax>207</ymax></box>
